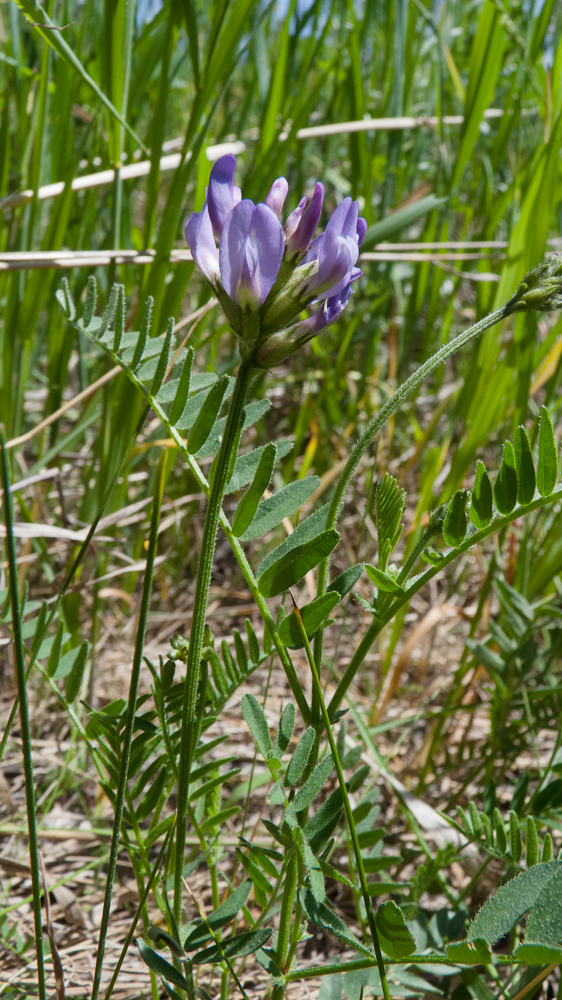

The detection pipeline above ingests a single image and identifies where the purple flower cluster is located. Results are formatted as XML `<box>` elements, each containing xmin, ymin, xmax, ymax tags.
<box><xmin>185</xmin><ymin>154</ymin><xmax>365</xmax><ymax>365</ymax></box>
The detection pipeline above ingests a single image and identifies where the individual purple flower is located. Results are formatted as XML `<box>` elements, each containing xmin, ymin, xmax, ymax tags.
<box><xmin>256</xmin><ymin>272</ymin><xmax>361</xmax><ymax>367</ymax></box>
<box><xmin>265</xmin><ymin>177</ymin><xmax>289</xmax><ymax>218</ymax></box>
<box><xmin>300</xmin><ymin>196</ymin><xmax>365</xmax><ymax>301</ymax></box>
<box><xmin>285</xmin><ymin>182</ymin><xmax>324</xmax><ymax>255</ymax></box>
<box><xmin>219</xmin><ymin>200</ymin><xmax>284</xmax><ymax>310</ymax></box>
<box><xmin>184</xmin><ymin>201</ymin><xmax>220</xmax><ymax>283</ymax></box>
<box><xmin>207</xmin><ymin>154</ymin><xmax>242</xmax><ymax>236</ymax></box>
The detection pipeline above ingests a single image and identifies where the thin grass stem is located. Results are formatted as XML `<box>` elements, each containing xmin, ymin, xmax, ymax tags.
<box><xmin>0</xmin><ymin>428</ymin><xmax>47</xmax><ymax>1000</ymax></box>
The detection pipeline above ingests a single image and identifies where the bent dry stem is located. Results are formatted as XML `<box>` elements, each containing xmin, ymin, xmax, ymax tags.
<box><xmin>175</xmin><ymin>354</ymin><xmax>255</xmax><ymax>919</ymax></box>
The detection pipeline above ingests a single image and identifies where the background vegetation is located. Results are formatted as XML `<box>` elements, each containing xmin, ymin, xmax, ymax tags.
<box><xmin>2</xmin><ymin>0</ymin><xmax>562</xmax><ymax>998</ymax></box>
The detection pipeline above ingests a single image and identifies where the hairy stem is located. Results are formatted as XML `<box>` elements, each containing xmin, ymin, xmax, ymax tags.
<box><xmin>175</xmin><ymin>355</ymin><xmax>255</xmax><ymax>920</ymax></box>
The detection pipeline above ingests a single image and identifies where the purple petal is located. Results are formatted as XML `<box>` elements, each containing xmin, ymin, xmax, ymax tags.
<box><xmin>220</xmin><ymin>200</ymin><xmax>284</xmax><ymax>309</ymax></box>
<box><xmin>184</xmin><ymin>203</ymin><xmax>219</xmax><ymax>283</ymax></box>
<box><xmin>184</xmin><ymin>211</ymin><xmax>200</xmax><ymax>253</ymax></box>
<box><xmin>357</xmin><ymin>217</ymin><xmax>367</xmax><ymax>246</ymax></box>
<box><xmin>286</xmin><ymin>182</ymin><xmax>324</xmax><ymax>254</ymax></box>
<box><xmin>325</xmin><ymin>272</ymin><xmax>360</xmax><ymax>324</ymax></box>
<box><xmin>302</xmin><ymin>226</ymin><xmax>359</xmax><ymax>301</ymax></box>
<box><xmin>207</xmin><ymin>154</ymin><xmax>239</xmax><ymax>236</ymax></box>
<box><xmin>265</xmin><ymin>177</ymin><xmax>289</xmax><ymax>218</ymax></box>
<box><xmin>284</xmin><ymin>196</ymin><xmax>307</xmax><ymax>240</ymax></box>
<box><xmin>325</xmin><ymin>197</ymin><xmax>359</xmax><ymax>241</ymax></box>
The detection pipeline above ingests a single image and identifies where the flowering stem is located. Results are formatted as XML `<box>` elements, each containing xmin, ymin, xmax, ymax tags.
<box><xmin>175</xmin><ymin>353</ymin><xmax>255</xmax><ymax>920</ymax></box>
<box><xmin>314</xmin><ymin>304</ymin><xmax>511</xmax><ymax>659</ymax></box>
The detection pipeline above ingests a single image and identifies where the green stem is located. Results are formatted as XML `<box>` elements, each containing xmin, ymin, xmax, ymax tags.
<box><xmin>327</xmin><ymin>483</ymin><xmax>562</xmax><ymax>719</ymax></box>
<box><xmin>272</xmin><ymin>851</ymin><xmax>299</xmax><ymax>1000</ymax></box>
<box><xmin>291</xmin><ymin>595</ymin><xmax>392</xmax><ymax>1000</ymax></box>
<box><xmin>91</xmin><ymin>450</ymin><xmax>167</xmax><ymax>1000</ymax></box>
<box><xmin>175</xmin><ymin>355</ymin><xmax>255</xmax><ymax>920</ymax></box>
<box><xmin>314</xmin><ymin>304</ymin><xmax>511</xmax><ymax>662</ymax></box>
<box><xmin>0</xmin><ymin>430</ymin><xmax>47</xmax><ymax>1000</ymax></box>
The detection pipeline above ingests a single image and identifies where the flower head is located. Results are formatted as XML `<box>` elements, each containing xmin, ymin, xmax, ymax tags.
<box><xmin>184</xmin><ymin>154</ymin><xmax>365</xmax><ymax>363</ymax></box>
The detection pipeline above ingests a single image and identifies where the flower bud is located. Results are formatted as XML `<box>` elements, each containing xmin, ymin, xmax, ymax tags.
<box><xmin>507</xmin><ymin>255</ymin><xmax>562</xmax><ymax>314</ymax></box>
